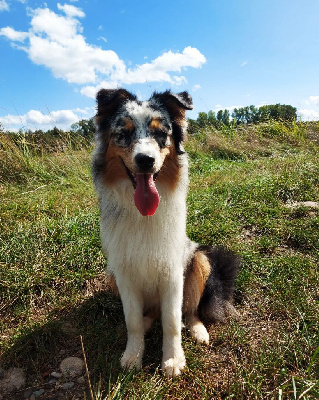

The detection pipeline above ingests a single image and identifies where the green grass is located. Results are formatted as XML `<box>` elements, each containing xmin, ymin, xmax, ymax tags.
<box><xmin>0</xmin><ymin>123</ymin><xmax>318</xmax><ymax>399</ymax></box>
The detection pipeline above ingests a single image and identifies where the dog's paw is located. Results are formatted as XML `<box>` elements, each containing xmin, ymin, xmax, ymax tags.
<box><xmin>190</xmin><ymin>324</ymin><xmax>209</xmax><ymax>345</ymax></box>
<box><xmin>120</xmin><ymin>351</ymin><xmax>142</xmax><ymax>371</ymax></box>
<box><xmin>162</xmin><ymin>355</ymin><xmax>186</xmax><ymax>378</ymax></box>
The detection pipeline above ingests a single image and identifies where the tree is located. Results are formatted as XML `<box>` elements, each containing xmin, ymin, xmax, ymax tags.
<box><xmin>46</xmin><ymin>126</ymin><xmax>64</xmax><ymax>137</ymax></box>
<box><xmin>197</xmin><ymin>112</ymin><xmax>208</xmax><ymax>127</ymax></box>
<box><xmin>71</xmin><ymin>118</ymin><xmax>95</xmax><ymax>138</ymax></box>
<box><xmin>258</xmin><ymin>104</ymin><xmax>297</xmax><ymax>122</ymax></box>
<box><xmin>232</xmin><ymin>105</ymin><xmax>259</xmax><ymax>124</ymax></box>
<box><xmin>207</xmin><ymin>110</ymin><xmax>217</xmax><ymax>126</ymax></box>
<box><xmin>216</xmin><ymin>109</ymin><xmax>230</xmax><ymax>126</ymax></box>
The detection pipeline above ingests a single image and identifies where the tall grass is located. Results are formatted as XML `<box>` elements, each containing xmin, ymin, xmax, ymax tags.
<box><xmin>0</xmin><ymin>131</ymin><xmax>93</xmax><ymax>183</ymax></box>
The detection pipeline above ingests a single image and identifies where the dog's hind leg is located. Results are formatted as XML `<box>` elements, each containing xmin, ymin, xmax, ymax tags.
<box><xmin>197</xmin><ymin>246</ymin><xmax>240</xmax><ymax>323</ymax></box>
<box><xmin>185</xmin><ymin>313</ymin><xmax>209</xmax><ymax>345</ymax></box>
<box><xmin>183</xmin><ymin>250</ymin><xmax>211</xmax><ymax>344</ymax></box>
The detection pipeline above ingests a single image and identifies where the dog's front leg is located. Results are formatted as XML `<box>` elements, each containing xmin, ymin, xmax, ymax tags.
<box><xmin>118</xmin><ymin>285</ymin><xmax>145</xmax><ymax>371</ymax></box>
<box><xmin>160</xmin><ymin>277</ymin><xmax>185</xmax><ymax>377</ymax></box>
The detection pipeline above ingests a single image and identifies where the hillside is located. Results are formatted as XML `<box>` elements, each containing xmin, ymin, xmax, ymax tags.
<box><xmin>0</xmin><ymin>121</ymin><xmax>318</xmax><ymax>399</ymax></box>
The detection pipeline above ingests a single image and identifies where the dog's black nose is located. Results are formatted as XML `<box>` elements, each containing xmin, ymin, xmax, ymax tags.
<box><xmin>135</xmin><ymin>153</ymin><xmax>155</xmax><ymax>171</ymax></box>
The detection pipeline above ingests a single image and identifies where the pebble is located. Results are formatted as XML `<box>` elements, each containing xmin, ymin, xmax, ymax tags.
<box><xmin>286</xmin><ymin>201</ymin><xmax>319</xmax><ymax>209</ymax></box>
<box><xmin>61</xmin><ymin>382</ymin><xmax>75</xmax><ymax>390</ymax></box>
<box><xmin>34</xmin><ymin>389</ymin><xmax>45</xmax><ymax>397</ymax></box>
<box><xmin>51</xmin><ymin>371</ymin><xmax>62</xmax><ymax>379</ymax></box>
<box><xmin>77</xmin><ymin>376</ymin><xmax>85</xmax><ymax>384</ymax></box>
<box><xmin>24</xmin><ymin>388</ymin><xmax>34</xmax><ymax>398</ymax></box>
<box><xmin>60</xmin><ymin>357</ymin><xmax>84</xmax><ymax>379</ymax></box>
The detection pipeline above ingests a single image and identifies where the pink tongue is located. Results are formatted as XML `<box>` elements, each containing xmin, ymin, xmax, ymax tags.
<box><xmin>134</xmin><ymin>174</ymin><xmax>160</xmax><ymax>216</ymax></box>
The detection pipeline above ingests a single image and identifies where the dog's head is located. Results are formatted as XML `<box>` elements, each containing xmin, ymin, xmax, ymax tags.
<box><xmin>94</xmin><ymin>88</ymin><xmax>193</xmax><ymax>216</ymax></box>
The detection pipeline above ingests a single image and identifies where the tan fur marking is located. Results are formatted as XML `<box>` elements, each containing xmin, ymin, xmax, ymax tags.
<box><xmin>122</xmin><ymin>118</ymin><xmax>135</xmax><ymax>132</ymax></box>
<box><xmin>149</xmin><ymin>118</ymin><xmax>163</xmax><ymax>131</ymax></box>
<box><xmin>183</xmin><ymin>251</ymin><xmax>211</xmax><ymax>315</ymax></box>
<box><xmin>107</xmin><ymin>274</ymin><xmax>119</xmax><ymax>296</ymax></box>
<box><xmin>156</xmin><ymin>145</ymin><xmax>181</xmax><ymax>190</ymax></box>
<box><xmin>102</xmin><ymin>141</ymin><xmax>129</xmax><ymax>186</ymax></box>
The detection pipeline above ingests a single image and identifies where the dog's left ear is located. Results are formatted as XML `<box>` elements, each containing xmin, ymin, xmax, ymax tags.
<box><xmin>150</xmin><ymin>91</ymin><xmax>193</xmax><ymax>153</ymax></box>
<box><xmin>151</xmin><ymin>90</ymin><xmax>193</xmax><ymax>113</ymax></box>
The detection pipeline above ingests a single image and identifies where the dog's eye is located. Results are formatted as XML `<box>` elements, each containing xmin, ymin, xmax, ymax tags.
<box><xmin>114</xmin><ymin>129</ymin><xmax>133</xmax><ymax>147</ymax></box>
<box><xmin>153</xmin><ymin>129</ymin><xmax>168</xmax><ymax>147</ymax></box>
<box><xmin>118</xmin><ymin>129</ymin><xmax>131</xmax><ymax>140</ymax></box>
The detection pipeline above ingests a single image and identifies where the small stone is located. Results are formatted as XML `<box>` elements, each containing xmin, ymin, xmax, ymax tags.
<box><xmin>33</xmin><ymin>388</ymin><xmax>45</xmax><ymax>397</ymax></box>
<box><xmin>51</xmin><ymin>371</ymin><xmax>62</xmax><ymax>379</ymax></box>
<box><xmin>48</xmin><ymin>378</ymin><xmax>57</xmax><ymax>384</ymax></box>
<box><xmin>24</xmin><ymin>387</ymin><xmax>34</xmax><ymax>398</ymax></box>
<box><xmin>77</xmin><ymin>376</ymin><xmax>85</xmax><ymax>384</ymax></box>
<box><xmin>60</xmin><ymin>357</ymin><xmax>84</xmax><ymax>379</ymax></box>
<box><xmin>287</xmin><ymin>201</ymin><xmax>319</xmax><ymax>209</ymax></box>
<box><xmin>61</xmin><ymin>382</ymin><xmax>75</xmax><ymax>390</ymax></box>
<box><xmin>30</xmin><ymin>395</ymin><xmax>36</xmax><ymax>400</ymax></box>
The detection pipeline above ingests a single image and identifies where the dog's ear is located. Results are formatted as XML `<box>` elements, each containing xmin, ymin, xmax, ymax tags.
<box><xmin>150</xmin><ymin>90</ymin><xmax>193</xmax><ymax>153</ymax></box>
<box><xmin>93</xmin><ymin>89</ymin><xmax>137</xmax><ymax>181</ymax></box>
<box><xmin>150</xmin><ymin>90</ymin><xmax>193</xmax><ymax>113</ymax></box>
<box><xmin>96</xmin><ymin>88</ymin><xmax>137</xmax><ymax>119</ymax></box>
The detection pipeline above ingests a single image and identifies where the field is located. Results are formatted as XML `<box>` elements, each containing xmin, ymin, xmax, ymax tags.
<box><xmin>0</xmin><ymin>121</ymin><xmax>318</xmax><ymax>399</ymax></box>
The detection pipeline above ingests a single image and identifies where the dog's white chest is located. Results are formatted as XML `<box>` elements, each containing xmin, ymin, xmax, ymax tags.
<box><xmin>100</xmin><ymin>186</ymin><xmax>187</xmax><ymax>287</ymax></box>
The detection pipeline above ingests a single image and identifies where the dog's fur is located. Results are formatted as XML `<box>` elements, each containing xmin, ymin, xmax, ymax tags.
<box><xmin>92</xmin><ymin>88</ymin><xmax>240</xmax><ymax>377</ymax></box>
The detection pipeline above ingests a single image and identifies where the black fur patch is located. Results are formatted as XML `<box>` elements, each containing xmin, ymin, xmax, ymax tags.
<box><xmin>197</xmin><ymin>245</ymin><xmax>240</xmax><ymax>322</ymax></box>
<box><xmin>149</xmin><ymin>90</ymin><xmax>193</xmax><ymax>154</ymax></box>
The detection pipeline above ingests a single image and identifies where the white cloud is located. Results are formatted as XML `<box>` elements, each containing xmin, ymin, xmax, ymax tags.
<box><xmin>57</xmin><ymin>3</ymin><xmax>85</xmax><ymax>18</ymax></box>
<box><xmin>108</xmin><ymin>46</ymin><xmax>205</xmax><ymax>86</ymax></box>
<box><xmin>192</xmin><ymin>84</ymin><xmax>201</xmax><ymax>91</ymax></box>
<box><xmin>98</xmin><ymin>36</ymin><xmax>108</xmax><ymax>43</ymax></box>
<box><xmin>0</xmin><ymin>26</ymin><xmax>28</xmax><ymax>41</ymax></box>
<box><xmin>0</xmin><ymin>0</ymin><xmax>9</xmax><ymax>11</ymax></box>
<box><xmin>298</xmin><ymin>109</ymin><xmax>319</xmax><ymax>121</ymax></box>
<box><xmin>0</xmin><ymin>6</ymin><xmax>126</xmax><ymax>85</ymax></box>
<box><xmin>0</xmin><ymin>108</ymin><xmax>93</xmax><ymax>131</ymax></box>
<box><xmin>240</xmin><ymin>61</ymin><xmax>248</xmax><ymax>67</ymax></box>
<box><xmin>308</xmin><ymin>96</ymin><xmax>319</xmax><ymax>106</ymax></box>
<box><xmin>298</xmin><ymin>96</ymin><xmax>319</xmax><ymax>120</ymax></box>
<box><xmin>0</xmin><ymin>4</ymin><xmax>206</xmax><ymax>95</ymax></box>
<box><xmin>0</xmin><ymin>0</ymin><xmax>26</xmax><ymax>12</ymax></box>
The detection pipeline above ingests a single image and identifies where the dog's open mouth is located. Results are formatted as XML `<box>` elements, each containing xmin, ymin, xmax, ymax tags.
<box><xmin>122</xmin><ymin>162</ymin><xmax>160</xmax><ymax>216</ymax></box>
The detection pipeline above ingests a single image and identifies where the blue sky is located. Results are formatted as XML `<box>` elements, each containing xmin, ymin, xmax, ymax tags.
<box><xmin>1</xmin><ymin>0</ymin><xmax>319</xmax><ymax>131</ymax></box>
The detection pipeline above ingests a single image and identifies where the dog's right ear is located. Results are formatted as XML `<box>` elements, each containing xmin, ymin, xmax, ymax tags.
<box><xmin>93</xmin><ymin>89</ymin><xmax>136</xmax><ymax>182</ymax></box>
<box><xmin>96</xmin><ymin>88</ymin><xmax>137</xmax><ymax>120</ymax></box>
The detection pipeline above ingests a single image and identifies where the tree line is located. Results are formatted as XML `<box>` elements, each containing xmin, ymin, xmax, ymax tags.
<box><xmin>0</xmin><ymin>103</ymin><xmax>298</xmax><ymax>138</ymax></box>
<box><xmin>193</xmin><ymin>103</ymin><xmax>297</xmax><ymax>128</ymax></box>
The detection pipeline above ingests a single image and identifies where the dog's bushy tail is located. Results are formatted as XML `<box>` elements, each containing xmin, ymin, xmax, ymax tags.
<box><xmin>198</xmin><ymin>246</ymin><xmax>240</xmax><ymax>323</ymax></box>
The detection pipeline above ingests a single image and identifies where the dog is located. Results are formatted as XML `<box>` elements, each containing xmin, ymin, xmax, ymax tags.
<box><xmin>92</xmin><ymin>88</ymin><xmax>239</xmax><ymax>377</ymax></box>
